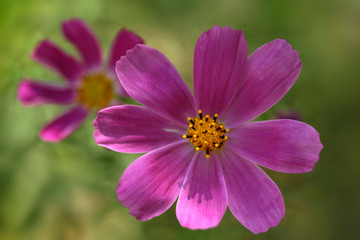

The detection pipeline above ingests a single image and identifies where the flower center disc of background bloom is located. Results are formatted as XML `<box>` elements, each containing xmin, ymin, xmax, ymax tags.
<box><xmin>183</xmin><ymin>110</ymin><xmax>229</xmax><ymax>158</ymax></box>
<box><xmin>76</xmin><ymin>73</ymin><xmax>114</xmax><ymax>109</ymax></box>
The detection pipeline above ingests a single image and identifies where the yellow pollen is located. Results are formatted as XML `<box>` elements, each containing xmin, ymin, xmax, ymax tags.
<box><xmin>76</xmin><ymin>72</ymin><xmax>114</xmax><ymax>109</ymax></box>
<box><xmin>183</xmin><ymin>110</ymin><xmax>229</xmax><ymax>158</ymax></box>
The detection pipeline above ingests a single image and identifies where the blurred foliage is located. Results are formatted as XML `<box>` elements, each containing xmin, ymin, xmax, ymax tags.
<box><xmin>1</xmin><ymin>0</ymin><xmax>360</xmax><ymax>239</ymax></box>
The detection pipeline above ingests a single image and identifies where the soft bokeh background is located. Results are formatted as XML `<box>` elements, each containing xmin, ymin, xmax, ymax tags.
<box><xmin>1</xmin><ymin>0</ymin><xmax>359</xmax><ymax>239</ymax></box>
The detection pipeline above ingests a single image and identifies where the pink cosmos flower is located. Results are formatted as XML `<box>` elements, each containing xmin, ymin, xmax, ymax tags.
<box><xmin>94</xmin><ymin>26</ymin><xmax>323</xmax><ymax>233</ymax></box>
<box><xmin>17</xmin><ymin>19</ymin><xmax>143</xmax><ymax>142</ymax></box>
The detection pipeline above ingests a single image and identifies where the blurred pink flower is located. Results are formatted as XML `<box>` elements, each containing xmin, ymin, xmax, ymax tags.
<box><xmin>275</xmin><ymin>109</ymin><xmax>302</xmax><ymax>121</ymax></box>
<box><xmin>18</xmin><ymin>19</ymin><xmax>143</xmax><ymax>142</ymax></box>
<box><xmin>94</xmin><ymin>26</ymin><xmax>323</xmax><ymax>232</ymax></box>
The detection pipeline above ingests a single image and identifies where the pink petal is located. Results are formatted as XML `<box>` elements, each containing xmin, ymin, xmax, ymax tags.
<box><xmin>32</xmin><ymin>40</ymin><xmax>83</xmax><ymax>82</ymax></box>
<box><xmin>194</xmin><ymin>25</ymin><xmax>247</xmax><ymax>116</ymax></box>
<box><xmin>220</xmin><ymin>149</ymin><xmax>285</xmax><ymax>234</ymax></box>
<box><xmin>62</xmin><ymin>19</ymin><xmax>102</xmax><ymax>70</ymax></box>
<box><xmin>227</xmin><ymin>120</ymin><xmax>323</xmax><ymax>173</ymax></box>
<box><xmin>117</xmin><ymin>141</ymin><xmax>194</xmax><ymax>221</ymax></box>
<box><xmin>223</xmin><ymin>39</ymin><xmax>302</xmax><ymax>127</ymax></box>
<box><xmin>40</xmin><ymin>106</ymin><xmax>88</xmax><ymax>142</ymax></box>
<box><xmin>108</xmin><ymin>28</ymin><xmax>144</xmax><ymax>75</ymax></box>
<box><xmin>108</xmin><ymin>28</ymin><xmax>144</xmax><ymax>97</ymax></box>
<box><xmin>176</xmin><ymin>153</ymin><xmax>227</xmax><ymax>229</ymax></box>
<box><xmin>116</xmin><ymin>45</ymin><xmax>196</xmax><ymax>127</ymax></box>
<box><xmin>17</xmin><ymin>79</ymin><xmax>75</xmax><ymax>105</ymax></box>
<box><xmin>94</xmin><ymin>105</ymin><xmax>183</xmax><ymax>153</ymax></box>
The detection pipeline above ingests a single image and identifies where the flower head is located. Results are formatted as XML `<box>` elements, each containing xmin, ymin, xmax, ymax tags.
<box><xmin>94</xmin><ymin>26</ymin><xmax>323</xmax><ymax>233</ymax></box>
<box><xmin>18</xmin><ymin>19</ymin><xmax>144</xmax><ymax>142</ymax></box>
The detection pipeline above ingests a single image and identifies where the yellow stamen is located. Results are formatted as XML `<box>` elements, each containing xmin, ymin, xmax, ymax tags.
<box><xmin>76</xmin><ymin>72</ymin><xmax>114</xmax><ymax>109</ymax></box>
<box><xmin>183</xmin><ymin>110</ymin><xmax>229</xmax><ymax>158</ymax></box>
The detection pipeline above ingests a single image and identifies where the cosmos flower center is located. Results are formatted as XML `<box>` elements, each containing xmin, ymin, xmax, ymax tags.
<box><xmin>183</xmin><ymin>110</ymin><xmax>229</xmax><ymax>158</ymax></box>
<box><xmin>76</xmin><ymin>72</ymin><xmax>115</xmax><ymax>109</ymax></box>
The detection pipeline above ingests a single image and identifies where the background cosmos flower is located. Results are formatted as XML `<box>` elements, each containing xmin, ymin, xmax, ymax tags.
<box><xmin>17</xmin><ymin>19</ymin><xmax>143</xmax><ymax>142</ymax></box>
<box><xmin>275</xmin><ymin>109</ymin><xmax>302</xmax><ymax>121</ymax></box>
<box><xmin>94</xmin><ymin>26</ymin><xmax>323</xmax><ymax>233</ymax></box>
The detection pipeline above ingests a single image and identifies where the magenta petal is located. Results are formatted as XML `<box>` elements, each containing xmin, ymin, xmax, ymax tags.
<box><xmin>220</xmin><ymin>150</ymin><xmax>285</xmax><ymax>234</ymax></box>
<box><xmin>108</xmin><ymin>28</ymin><xmax>144</xmax><ymax>75</ymax></box>
<box><xmin>17</xmin><ymin>79</ymin><xmax>75</xmax><ymax>105</ymax></box>
<box><xmin>94</xmin><ymin>105</ymin><xmax>183</xmax><ymax>153</ymax></box>
<box><xmin>32</xmin><ymin>40</ymin><xmax>82</xmax><ymax>82</ymax></box>
<box><xmin>40</xmin><ymin>106</ymin><xmax>88</xmax><ymax>142</ymax></box>
<box><xmin>176</xmin><ymin>153</ymin><xmax>227</xmax><ymax>229</ymax></box>
<box><xmin>224</xmin><ymin>39</ymin><xmax>302</xmax><ymax>126</ymax></box>
<box><xmin>117</xmin><ymin>141</ymin><xmax>193</xmax><ymax>221</ymax></box>
<box><xmin>62</xmin><ymin>19</ymin><xmax>102</xmax><ymax>70</ymax></box>
<box><xmin>108</xmin><ymin>28</ymin><xmax>144</xmax><ymax>97</ymax></box>
<box><xmin>194</xmin><ymin>25</ymin><xmax>247</xmax><ymax>116</ymax></box>
<box><xmin>116</xmin><ymin>45</ymin><xmax>196</xmax><ymax>127</ymax></box>
<box><xmin>227</xmin><ymin>120</ymin><xmax>323</xmax><ymax>173</ymax></box>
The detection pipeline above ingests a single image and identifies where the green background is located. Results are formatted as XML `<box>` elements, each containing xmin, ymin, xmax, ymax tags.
<box><xmin>1</xmin><ymin>0</ymin><xmax>359</xmax><ymax>239</ymax></box>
